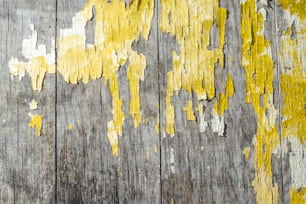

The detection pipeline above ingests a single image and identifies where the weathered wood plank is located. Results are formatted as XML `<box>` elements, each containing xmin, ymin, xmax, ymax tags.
<box><xmin>157</xmin><ymin>0</ymin><xmax>297</xmax><ymax>203</ymax></box>
<box><xmin>0</xmin><ymin>0</ymin><xmax>304</xmax><ymax>203</ymax></box>
<box><xmin>273</xmin><ymin>1</ymin><xmax>306</xmax><ymax>203</ymax></box>
<box><xmin>0</xmin><ymin>0</ymin><xmax>56</xmax><ymax>203</ymax></box>
<box><xmin>56</xmin><ymin>0</ymin><xmax>160</xmax><ymax>203</ymax></box>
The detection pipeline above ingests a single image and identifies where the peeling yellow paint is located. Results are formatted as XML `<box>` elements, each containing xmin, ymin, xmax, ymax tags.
<box><xmin>10</xmin><ymin>0</ymin><xmax>154</xmax><ymax>156</ymax></box>
<box><xmin>160</xmin><ymin>0</ymin><xmax>227</xmax><ymax>136</ymax></box>
<box><xmin>213</xmin><ymin>74</ymin><xmax>234</xmax><ymax>115</ymax></box>
<box><xmin>183</xmin><ymin>100</ymin><xmax>195</xmax><ymax>121</ymax></box>
<box><xmin>29</xmin><ymin>114</ymin><xmax>43</xmax><ymax>136</ymax></box>
<box><xmin>241</xmin><ymin>0</ymin><xmax>279</xmax><ymax>203</ymax></box>
<box><xmin>243</xmin><ymin>147</ymin><xmax>250</xmax><ymax>160</ymax></box>
<box><xmin>278</xmin><ymin>2</ymin><xmax>306</xmax><ymax>201</ymax></box>
<box><xmin>279</xmin><ymin>8</ymin><xmax>306</xmax><ymax>146</ymax></box>
<box><xmin>155</xmin><ymin>113</ymin><xmax>160</xmax><ymax>134</ymax></box>
<box><xmin>154</xmin><ymin>144</ymin><xmax>158</xmax><ymax>153</ymax></box>
<box><xmin>290</xmin><ymin>187</ymin><xmax>306</xmax><ymax>204</ymax></box>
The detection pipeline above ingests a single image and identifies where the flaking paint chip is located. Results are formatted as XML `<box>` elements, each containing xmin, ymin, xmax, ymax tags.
<box><xmin>29</xmin><ymin>99</ymin><xmax>38</xmax><ymax>110</ymax></box>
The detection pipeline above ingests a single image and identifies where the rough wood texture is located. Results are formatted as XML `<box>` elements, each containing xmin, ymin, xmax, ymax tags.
<box><xmin>0</xmin><ymin>0</ymin><xmax>305</xmax><ymax>203</ymax></box>
<box><xmin>0</xmin><ymin>0</ymin><xmax>56</xmax><ymax>203</ymax></box>
<box><xmin>56</xmin><ymin>0</ymin><xmax>160</xmax><ymax>203</ymax></box>
<box><xmin>158</xmin><ymin>1</ymin><xmax>258</xmax><ymax>203</ymax></box>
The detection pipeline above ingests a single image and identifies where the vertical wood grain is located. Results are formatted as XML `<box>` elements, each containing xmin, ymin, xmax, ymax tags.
<box><xmin>0</xmin><ymin>0</ymin><xmax>304</xmax><ymax>203</ymax></box>
<box><xmin>56</xmin><ymin>0</ymin><xmax>160</xmax><ymax>203</ymax></box>
<box><xmin>0</xmin><ymin>0</ymin><xmax>56</xmax><ymax>203</ymax></box>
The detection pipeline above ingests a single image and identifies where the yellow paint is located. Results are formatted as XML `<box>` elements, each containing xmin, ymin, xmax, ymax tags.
<box><xmin>29</xmin><ymin>114</ymin><xmax>43</xmax><ymax>136</ymax></box>
<box><xmin>57</xmin><ymin>0</ymin><xmax>154</xmax><ymax>147</ymax></box>
<box><xmin>290</xmin><ymin>187</ymin><xmax>306</xmax><ymax>204</ymax></box>
<box><xmin>241</xmin><ymin>0</ymin><xmax>279</xmax><ymax>203</ymax></box>
<box><xmin>229</xmin><ymin>56</ymin><xmax>233</xmax><ymax>68</ymax></box>
<box><xmin>155</xmin><ymin>113</ymin><xmax>160</xmax><ymax>134</ymax></box>
<box><xmin>160</xmin><ymin>0</ymin><xmax>227</xmax><ymax>136</ymax></box>
<box><xmin>243</xmin><ymin>147</ymin><xmax>250</xmax><ymax>160</ymax></box>
<box><xmin>29</xmin><ymin>99</ymin><xmax>38</xmax><ymax>110</ymax></box>
<box><xmin>279</xmin><ymin>10</ymin><xmax>306</xmax><ymax>146</ymax></box>
<box><xmin>213</xmin><ymin>74</ymin><xmax>234</xmax><ymax>115</ymax></box>
<box><xmin>279</xmin><ymin>0</ymin><xmax>306</xmax><ymax>19</ymax></box>
<box><xmin>68</xmin><ymin>123</ymin><xmax>73</xmax><ymax>130</ymax></box>
<box><xmin>154</xmin><ymin>144</ymin><xmax>158</xmax><ymax>153</ymax></box>
<box><xmin>278</xmin><ymin>2</ymin><xmax>306</xmax><ymax>201</ymax></box>
<box><xmin>146</xmin><ymin>151</ymin><xmax>150</xmax><ymax>160</ymax></box>
<box><xmin>10</xmin><ymin>56</ymin><xmax>55</xmax><ymax>91</ymax></box>
<box><xmin>281</xmin><ymin>60</ymin><xmax>306</xmax><ymax>145</ymax></box>
<box><xmin>9</xmin><ymin>24</ymin><xmax>56</xmax><ymax>91</ymax></box>
<box><xmin>183</xmin><ymin>100</ymin><xmax>195</xmax><ymax>121</ymax></box>
<box><xmin>10</xmin><ymin>0</ymin><xmax>154</xmax><ymax>156</ymax></box>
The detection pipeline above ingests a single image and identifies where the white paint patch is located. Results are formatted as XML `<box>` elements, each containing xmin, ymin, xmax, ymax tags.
<box><xmin>29</xmin><ymin>99</ymin><xmax>38</xmax><ymax>110</ymax></box>
<box><xmin>60</xmin><ymin>13</ymin><xmax>86</xmax><ymax>38</ymax></box>
<box><xmin>22</xmin><ymin>24</ymin><xmax>55</xmax><ymax>64</ymax></box>
<box><xmin>170</xmin><ymin>148</ymin><xmax>175</xmax><ymax>174</ymax></box>
<box><xmin>264</xmin><ymin>94</ymin><xmax>278</xmax><ymax>131</ymax></box>
<box><xmin>211</xmin><ymin>114</ymin><xmax>224</xmax><ymax>136</ymax></box>
<box><xmin>273</xmin><ymin>136</ymin><xmax>306</xmax><ymax>188</ymax></box>
<box><xmin>9</xmin><ymin>24</ymin><xmax>55</xmax><ymax>78</ymax></box>
<box><xmin>162</xmin><ymin>132</ymin><xmax>166</xmax><ymax>138</ymax></box>
<box><xmin>199</xmin><ymin>104</ymin><xmax>207</xmax><ymax>133</ymax></box>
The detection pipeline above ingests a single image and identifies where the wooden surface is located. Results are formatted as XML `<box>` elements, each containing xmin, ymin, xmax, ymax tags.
<box><xmin>0</xmin><ymin>0</ymin><xmax>305</xmax><ymax>203</ymax></box>
<box><xmin>0</xmin><ymin>0</ymin><xmax>56</xmax><ymax>203</ymax></box>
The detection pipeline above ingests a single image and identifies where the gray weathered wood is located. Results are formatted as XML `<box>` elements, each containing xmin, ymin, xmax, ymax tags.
<box><xmin>0</xmin><ymin>0</ymin><xmax>56</xmax><ymax>203</ymax></box>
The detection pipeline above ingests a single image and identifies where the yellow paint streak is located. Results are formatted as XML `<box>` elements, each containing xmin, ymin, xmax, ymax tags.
<box><xmin>29</xmin><ymin>115</ymin><xmax>43</xmax><ymax>136</ymax></box>
<box><xmin>10</xmin><ymin>0</ymin><xmax>154</xmax><ymax>156</ymax></box>
<box><xmin>57</xmin><ymin>0</ymin><xmax>154</xmax><ymax>144</ymax></box>
<box><xmin>213</xmin><ymin>74</ymin><xmax>234</xmax><ymax>115</ymax></box>
<box><xmin>243</xmin><ymin>147</ymin><xmax>250</xmax><ymax>160</ymax></box>
<box><xmin>183</xmin><ymin>100</ymin><xmax>195</xmax><ymax>121</ymax></box>
<box><xmin>290</xmin><ymin>187</ymin><xmax>306</xmax><ymax>204</ymax></box>
<box><xmin>154</xmin><ymin>144</ymin><xmax>158</xmax><ymax>153</ymax></box>
<box><xmin>155</xmin><ymin>113</ymin><xmax>160</xmax><ymax>134</ymax></box>
<box><xmin>160</xmin><ymin>0</ymin><xmax>227</xmax><ymax>135</ymax></box>
<box><xmin>241</xmin><ymin>0</ymin><xmax>279</xmax><ymax>203</ymax></box>
<box><xmin>146</xmin><ymin>151</ymin><xmax>150</xmax><ymax>160</ymax></box>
